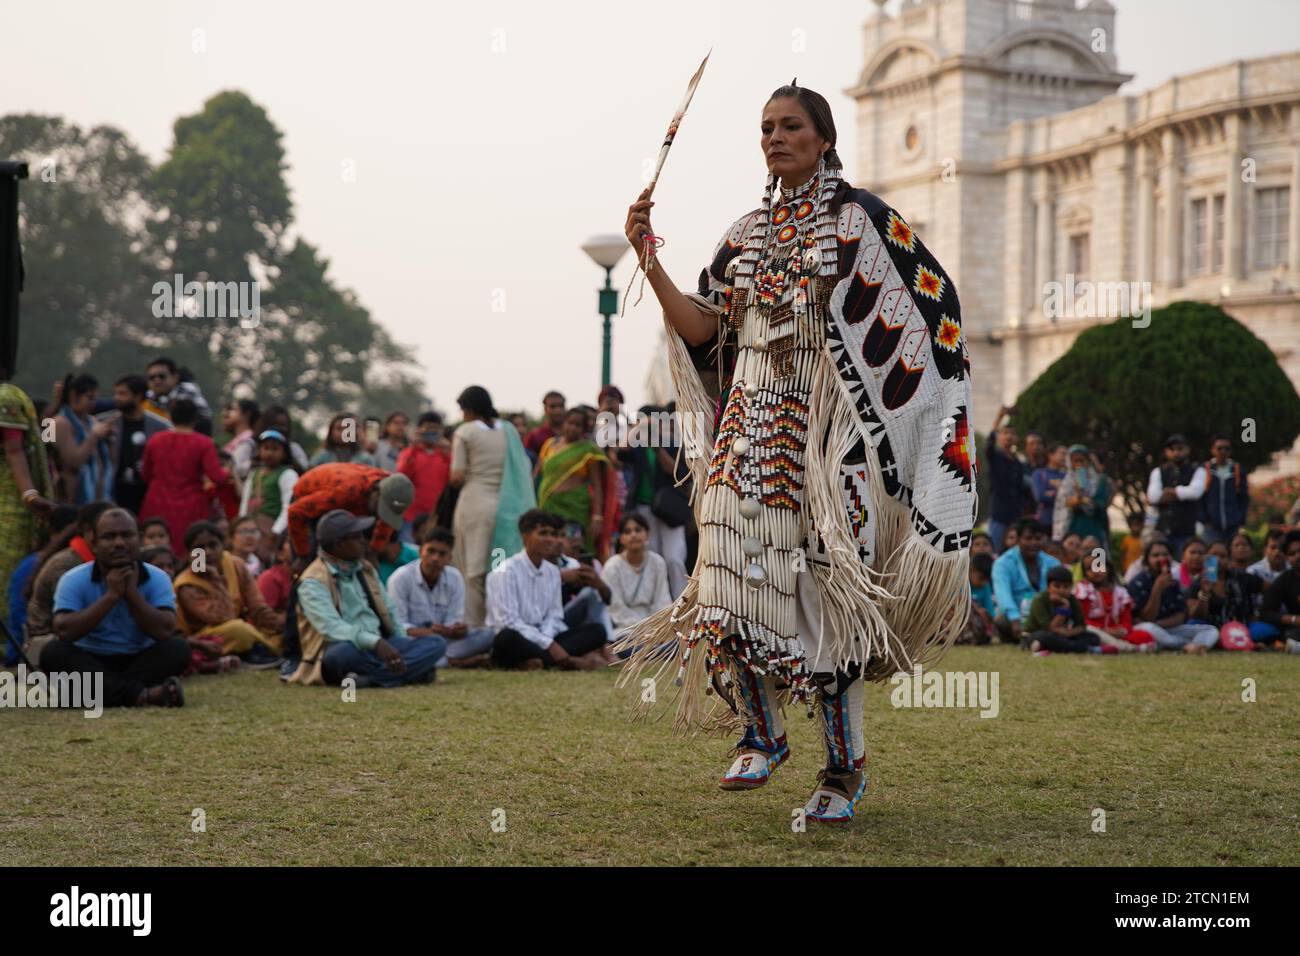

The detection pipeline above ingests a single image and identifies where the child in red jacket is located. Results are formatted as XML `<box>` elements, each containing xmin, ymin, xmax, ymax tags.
<box><xmin>1073</xmin><ymin>552</ymin><xmax>1156</xmax><ymax>652</ymax></box>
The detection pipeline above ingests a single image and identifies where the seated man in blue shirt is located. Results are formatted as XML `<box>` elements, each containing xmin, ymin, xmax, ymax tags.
<box><xmin>386</xmin><ymin>526</ymin><xmax>494</xmax><ymax>667</ymax></box>
<box><xmin>42</xmin><ymin>507</ymin><xmax>189</xmax><ymax>707</ymax></box>
<box><xmin>991</xmin><ymin>517</ymin><xmax>1062</xmax><ymax>645</ymax></box>
<box><xmin>290</xmin><ymin>509</ymin><xmax>443</xmax><ymax>688</ymax></box>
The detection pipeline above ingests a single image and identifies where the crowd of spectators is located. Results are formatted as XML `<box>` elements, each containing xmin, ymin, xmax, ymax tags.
<box><xmin>6</xmin><ymin>368</ymin><xmax>1299</xmax><ymax>709</ymax></box>
<box><xmin>972</xmin><ymin>405</ymin><xmax>1300</xmax><ymax>656</ymax></box>
<box><xmin>1</xmin><ymin>364</ymin><xmax>691</xmax><ymax>705</ymax></box>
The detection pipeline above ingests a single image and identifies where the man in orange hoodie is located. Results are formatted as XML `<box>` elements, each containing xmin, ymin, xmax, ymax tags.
<box><xmin>287</xmin><ymin>462</ymin><xmax>413</xmax><ymax>567</ymax></box>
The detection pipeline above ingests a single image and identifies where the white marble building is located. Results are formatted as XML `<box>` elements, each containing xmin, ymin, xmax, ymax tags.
<box><xmin>645</xmin><ymin>0</ymin><xmax>1300</xmax><ymax>471</ymax></box>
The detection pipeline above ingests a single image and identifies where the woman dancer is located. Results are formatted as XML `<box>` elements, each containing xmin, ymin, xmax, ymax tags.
<box><xmin>617</xmin><ymin>82</ymin><xmax>975</xmax><ymax>824</ymax></box>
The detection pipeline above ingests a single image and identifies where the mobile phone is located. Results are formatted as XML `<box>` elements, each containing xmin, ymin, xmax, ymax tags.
<box><xmin>364</xmin><ymin>419</ymin><xmax>381</xmax><ymax>446</ymax></box>
<box><xmin>1203</xmin><ymin>555</ymin><xmax>1219</xmax><ymax>584</ymax></box>
<box><xmin>577</xmin><ymin>553</ymin><xmax>596</xmax><ymax>566</ymax></box>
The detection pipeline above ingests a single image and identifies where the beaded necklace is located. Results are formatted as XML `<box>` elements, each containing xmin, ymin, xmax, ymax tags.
<box><xmin>725</xmin><ymin>159</ymin><xmax>843</xmax><ymax>378</ymax></box>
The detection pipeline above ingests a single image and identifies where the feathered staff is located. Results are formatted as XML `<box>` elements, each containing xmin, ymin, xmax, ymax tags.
<box><xmin>623</xmin><ymin>49</ymin><xmax>711</xmax><ymax>314</ymax></box>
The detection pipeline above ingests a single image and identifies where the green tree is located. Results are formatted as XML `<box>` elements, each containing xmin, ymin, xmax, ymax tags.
<box><xmin>152</xmin><ymin>90</ymin><xmax>290</xmax><ymax>283</ymax></box>
<box><xmin>1011</xmin><ymin>301</ymin><xmax>1300</xmax><ymax>516</ymax></box>
<box><xmin>150</xmin><ymin>91</ymin><xmax>427</xmax><ymax>414</ymax></box>
<box><xmin>244</xmin><ymin>238</ymin><xmax>427</xmax><ymax>413</ymax></box>
<box><xmin>0</xmin><ymin>115</ymin><xmax>160</xmax><ymax>400</ymax></box>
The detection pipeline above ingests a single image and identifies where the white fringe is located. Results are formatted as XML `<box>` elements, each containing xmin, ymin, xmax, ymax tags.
<box><xmin>664</xmin><ymin>294</ymin><xmax>724</xmax><ymax>503</ymax></box>
<box><xmin>803</xmin><ymin>350</ymin><xmax>897</xmax><ymax>673</ymax></box>
<box><xmin>810</xmin><ymin>339</ymin><xmax>972</xmax><ymax>681</ymax></box>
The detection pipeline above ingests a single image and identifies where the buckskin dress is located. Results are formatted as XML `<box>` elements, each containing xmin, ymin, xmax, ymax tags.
<box><xmin>617</xmin><ymin>160</ymin><xmax>977</xmax><ymax>734</ymax></box>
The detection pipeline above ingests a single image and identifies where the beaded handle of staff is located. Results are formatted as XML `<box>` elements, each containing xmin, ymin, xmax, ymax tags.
<box><xmin>622</xmin><ymin>50</ymin><xmax>712</xmax><ymax>315</ymax></box>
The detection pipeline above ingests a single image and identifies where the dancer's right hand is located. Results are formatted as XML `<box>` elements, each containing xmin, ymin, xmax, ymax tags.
<box><xmin>624</xmin><ymin>187</ymin><xmax>655</xmax><ymax>254</ymax></box>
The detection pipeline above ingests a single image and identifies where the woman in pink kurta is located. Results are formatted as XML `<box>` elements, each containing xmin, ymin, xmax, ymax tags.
<box><xmin>140</xmin><ymin>399</ymin><xmax>228</xmax><ymax>557</ymax></box>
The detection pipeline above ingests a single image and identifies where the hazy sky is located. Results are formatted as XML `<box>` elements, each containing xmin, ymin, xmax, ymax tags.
<box><xmin>4</xmin><ymin>0</ymin><xmax>1299</xmax><ymax>416</ymax></box>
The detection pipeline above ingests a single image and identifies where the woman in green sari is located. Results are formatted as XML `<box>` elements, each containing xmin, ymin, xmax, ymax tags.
<box><xmin>536</xmin><ymin>408</ymin><xmax>610</xmax><ymax>557</ymax></box>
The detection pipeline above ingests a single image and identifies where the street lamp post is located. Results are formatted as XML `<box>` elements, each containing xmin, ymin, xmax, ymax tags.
<box><xmin>581</xmin><ymin>234</ymin><xmax>629</xmax><ymax>388</ymax></box>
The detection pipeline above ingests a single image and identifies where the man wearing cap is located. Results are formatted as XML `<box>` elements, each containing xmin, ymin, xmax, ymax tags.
<box><xmin>1146</xmin><ymin>434</ymin><xmax>1206</xmax><ymax>559</ymax></box>
<box><xmin>285</xmin><ymin>509</ymin><xmax>444</xmax><ymax>686</ymax></box>
<box><xmin>287</xmin><ymin>462</ymin><xmax>413</xmax><ymax>566</ymax></box>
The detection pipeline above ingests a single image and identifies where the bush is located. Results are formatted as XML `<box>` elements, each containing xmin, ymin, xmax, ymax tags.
<box><xmin>1011</xmin><ymin>301</ymin><xmax>1300</xmax><ymax>516</ymax></box>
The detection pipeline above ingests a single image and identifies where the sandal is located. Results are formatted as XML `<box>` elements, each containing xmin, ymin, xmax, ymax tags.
<box><xmin>163</xmin><ymin>675</ymin><xmax>185</xmax><ymax>708</ymax></box>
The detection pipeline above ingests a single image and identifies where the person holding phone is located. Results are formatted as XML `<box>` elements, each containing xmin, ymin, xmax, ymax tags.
<box><xmin>1174</xmin><ymin>537</ymin><xmax>1209</xmax><ymax>589</ymax></box>
<box><xmin>1051</xmin><ymin>444</ymin><xmax>1111</xmax><ymax>543</ymax></box>
<box><xmin>1129</xmin><ymin>538</ymin><xmax>1219</xmax><ymax>653</ymax></box>
<box><xmin>53</xmin><ymin>372</ymin><xmax>115</xmax><ymax>504</ymax></box>
<box><xmin>554</xmin><ymin>521</ymin><xmax>613</xmax><ymax>641</ymax></box>
<box><xmin>107</xmin><ymin>374</ymin><xmax>172</xmax><ymax>515</ymax></box>
<box><xmin>1185</xmin><ymin>539</ymin><xmax>1263</xmax><ymax>634</ymax></box>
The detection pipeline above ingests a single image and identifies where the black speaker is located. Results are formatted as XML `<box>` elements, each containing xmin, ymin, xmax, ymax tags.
<box><xmin>0</xmin><ymin>159</ymin><xmax>29</xmax><ymax>382</ymax></box>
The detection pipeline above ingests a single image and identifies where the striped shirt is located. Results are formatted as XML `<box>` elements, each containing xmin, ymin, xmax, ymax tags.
<box><xmin>486</xmin><ymin>551</ymin><xmax>566</xmax><ymax>649</ymax></box>
<box><xmin>387</xmin><ymin>562</ymin><xmax>465</xmax><ymax>631</ymax></box>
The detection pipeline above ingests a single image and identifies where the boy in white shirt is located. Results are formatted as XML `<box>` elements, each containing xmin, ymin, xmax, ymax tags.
<box><xmin>487</xmin><ymin>510</ymin><xmax>609</xmax><ymax>670</ymax></box>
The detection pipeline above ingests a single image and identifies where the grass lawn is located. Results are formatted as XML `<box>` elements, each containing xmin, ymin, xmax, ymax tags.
<box><xmin>3</xmin><ymin>646</ymin><xmax>1298</xmax><ymax>866</ymax></box>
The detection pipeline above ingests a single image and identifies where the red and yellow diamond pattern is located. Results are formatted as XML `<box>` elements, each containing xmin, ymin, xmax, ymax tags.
<box><xmin>936</xmin><ymin>314</ymin><xmax>961</xmax><ymax>352</ymax></box>
<box><xmin>884</xmin><ymin>211</ymin><xmax>916</xmax><ymax>252</ymax></box>
<box><xmin>913</xmin><ymin>263</ymin><xmax>944</xmax><ymax>301</ymax></box>
<box><xmin>939</xmin><ymin>410</ymin><xmax>975</xmax><ymax>488</ymax></box>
